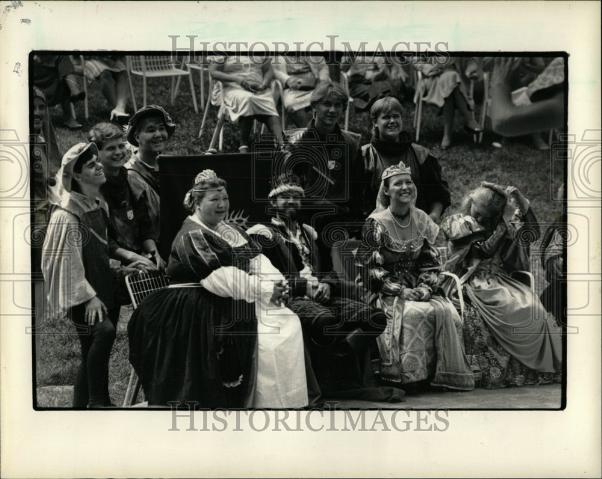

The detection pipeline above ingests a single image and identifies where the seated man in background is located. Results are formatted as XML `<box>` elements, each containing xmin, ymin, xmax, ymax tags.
<box><xmin>273</xmin><ymin>55</ymin><xmax>331</xmax><ymax>127</ymax></box>
<box><xmin>285</xmin><ymin>82</ymin><xmax>365</xmax><ymax>259</ymax></box>
<box><xmin>247</xmin><ymin>174</ymin><xmax>403</xmax><ymax>402</ymax></box>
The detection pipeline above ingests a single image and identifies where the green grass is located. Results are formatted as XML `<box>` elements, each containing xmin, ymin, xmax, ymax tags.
<box><xmin>36</xmin><ymin>76</ymin><xmax>563</xmax><ymax>407</ymax></box>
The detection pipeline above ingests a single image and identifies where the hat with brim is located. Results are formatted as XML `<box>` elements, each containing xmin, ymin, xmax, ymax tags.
<box><xmin>59</xmin><ymin>142</ymin><xmax>99</xmax><ymax>193</ymax></box>
<box><xmin>33</xmin><ymin>86</ymin><xmax>47</xmax><ymax>103</ymax></box>
<box><xmin>126</xmin><ymin>104</ymin><xmax>176</xmax><ymax>147</ymax></box>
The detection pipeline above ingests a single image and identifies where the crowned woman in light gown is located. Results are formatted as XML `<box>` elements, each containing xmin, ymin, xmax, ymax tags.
<box><xmin>128</xmin><ymin>170</ymin><xmax>308</xmax><ymax>408</ymax></box>
<box><xmin>356</xmin><ymin>163</ymin><xmax>474</xmax><ymax>390</ymax></box>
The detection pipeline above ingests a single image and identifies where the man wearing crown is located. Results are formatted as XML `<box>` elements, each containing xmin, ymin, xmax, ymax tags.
<box><xmin>247</xmin><ymin>174</ymin><xmax>404</xmax><ymax>402</ymax></box>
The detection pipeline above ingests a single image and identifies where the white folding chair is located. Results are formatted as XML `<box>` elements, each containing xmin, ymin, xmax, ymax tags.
<box><xmin>122</xmin><ymin>270</ymin><xmax>170</xmax><ymax>407</ymax></box>
<box><xmin>185</xmin><ymin>54</ymin><xmax>211</xmax><ymax>113</ymax></box>
<box><xmin>126</xmin><ymin>55</ymin><xmax>194</xmax><ymax>111</ymax></box>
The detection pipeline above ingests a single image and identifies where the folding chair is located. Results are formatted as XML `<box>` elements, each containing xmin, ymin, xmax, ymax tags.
<box><xmin>185</xmin><ymin>54</ymin><xmax>211</xmax><ymax>113</ymax></box>
<box><xmin>126</xmin><ymin>55</ymin><xmax>194</xmax><ymax>111</ymax></box>
<box><xmin>198</xmin><ymin>77</ymin><xmax>283</xmax><ymax>153</ymax></box>
<box><xmin>122</xmin><ymin>270</ymin><xmax>170</xmax><ymax>407</ymax></box>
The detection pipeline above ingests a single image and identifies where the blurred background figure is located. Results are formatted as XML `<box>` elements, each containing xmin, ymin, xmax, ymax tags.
<box><xmin>342</xmin><ymin>55</ymin><xmax>406</xmax><ymax>111</ymax></box>
<box><xmin>273</xmin><ymin>55</ymin><xmax>331</xmax><ymax>127</ymax></box>
<box><xmin>32</xmin><ymin>54</ymin><xmax>85</xmax><ymax>129</ymax></box>
<box><xmin>209</xmin><ymin>55</ymin><xmax>283</xmax><ymax>152</ymax></box>
<box><xmin>82</xmin><ymin>55</ymin><xmax>131</xmax><ymax>123</ymax></box>
<box><xmin>411</xmin><ymin>56</ymin><xmax>482</xmax><ymax>150</ymax></box>
<box><xmin>488</xmin><ymin>56</ymin><xmax>565</xmax><ymax>149</ymax></box>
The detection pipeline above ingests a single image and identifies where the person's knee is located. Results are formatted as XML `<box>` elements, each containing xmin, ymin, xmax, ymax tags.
<box><xmin>95</xmin><ymin>319</ymin><xmax>117</xmax><ymax>345</ymax></box>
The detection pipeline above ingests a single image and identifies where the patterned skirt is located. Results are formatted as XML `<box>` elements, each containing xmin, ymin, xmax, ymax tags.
<box><xmin>463</xmin><ymin>302</ymin><xmax>561</xmax><ymax>388</ymax></box>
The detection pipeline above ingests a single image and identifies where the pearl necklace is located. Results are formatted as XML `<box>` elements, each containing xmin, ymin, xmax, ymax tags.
<box><xmin>389</xmin><ymin>207</ymin><xmax>411</xmax><ymax>228</ymax></box>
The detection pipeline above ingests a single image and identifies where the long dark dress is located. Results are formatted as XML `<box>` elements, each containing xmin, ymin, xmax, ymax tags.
<box><xmin>128</xmin><ymin>218</ymin><xmax>259</xmax><ymax>407</ymax></box>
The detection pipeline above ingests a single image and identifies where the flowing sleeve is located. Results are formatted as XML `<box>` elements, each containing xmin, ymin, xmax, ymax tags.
<box><xmin>416</xmin><ymin>240</ymin><xmax>443</xmax><ymax>289</ymax></box>
<box><xmin>355</xmin><ymin>218</ymin><xmax>390</xmax><ymax>293</ymax></box>
<box><xmin>42</xmin><ymin>209</ymin><xmax>96</xmax><ymax>320</ymax></box>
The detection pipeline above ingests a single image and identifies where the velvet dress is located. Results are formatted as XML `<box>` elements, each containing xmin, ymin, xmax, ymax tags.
<box><xmin>128</xmin><ymin>217</ymin><xmax>308</xmax><ymax>408</ymax></box>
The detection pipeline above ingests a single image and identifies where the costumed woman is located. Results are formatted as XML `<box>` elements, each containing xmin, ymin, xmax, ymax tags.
<box><xmin>440</xmin><ymin>182</ymin><xmax>562</xmax><ymax>388</ymax></box>
<box><xmin>356</xmin><ymin>164</ymin><xmax>474</xmax><ymax>390</ymax></box>
<box><xmin>128</xmin><ymin>170</ymin><xmax>308</xmax><ymax>408</ymax></box>
<box><xmin>360</xmin><ymin>96</ymin><xmax>451</xmax><ymax>223</ymax></box>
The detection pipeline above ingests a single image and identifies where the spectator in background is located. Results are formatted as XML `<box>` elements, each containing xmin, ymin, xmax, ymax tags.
<box><xmin>82</xmin><ymin>55</ymin><xmax>130</xmax><ymax>123</ymax></box>
<box><xmin>125</xmin><ymin>105</ymin><xmax>176</xmax><ymax>245</ymax></box>
<box><xmin>273</xmin><ymin>55</ymin><xmax>331</xmax><ymax>128</ymax></box>
<box><xmin>32</xmin><ymin>54</ymin><xmax>85</xmax><ymax>129</ymax></box>
<box><xmin>209</xmin><ymin>55</ymin><xmax>284</xmax><ymax>152</ymax></box>
<box><xmin>489</xmin><ymin>57</ymin><xmax>564</xmax><ymax>140</ymax></box>
<box><xmin>342</xmin><ymin>55</ymin><xmax>405</xmax><ymax>111</ymax></box>
<box><xmin>412</xmin><ymin>56</ymin><xmax>483</xmax><ymax>150</ymax></box>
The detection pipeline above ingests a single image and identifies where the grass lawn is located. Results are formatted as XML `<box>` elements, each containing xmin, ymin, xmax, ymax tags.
<box><xmin>35</xmin><ymin>75</ymin><xmax>564</xmax><ymax>407</ymax></box>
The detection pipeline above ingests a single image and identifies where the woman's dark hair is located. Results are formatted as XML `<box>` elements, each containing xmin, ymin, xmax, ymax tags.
<box><xmin>88</xmin><ymin>122</ymin><xmax>125</xmax><ymax>150</ymax></box>
<box><xmin>183</xmin><ymin>177</ymin><xmax>228</xmax><ymax>213</ymax></box>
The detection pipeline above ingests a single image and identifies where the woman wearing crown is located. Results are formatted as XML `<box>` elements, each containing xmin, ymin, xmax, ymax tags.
<box><xmin>128</xmin><ymin>170</ymin><xmax>308</xmax><ymax>408</ymax></box>
<box><xmin>356</xmin><ymin>163</ymin><xmax>474</xmax><ymax>390</ymax></box>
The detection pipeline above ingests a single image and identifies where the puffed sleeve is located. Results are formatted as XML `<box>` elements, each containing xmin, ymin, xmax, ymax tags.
<box><xmin>42</xmin><ymin>209</ymin><xmax>96</xmax><ymax>320</ymax></box>
<box><xmin>416</xmin><ymin>240</ymin><xmax>443</xmax><ymax>289</ymax></box>
<box><xmin>355</xmin><ymin>218</ymin><xmax>390</xmax><ymax>293</ymax></box>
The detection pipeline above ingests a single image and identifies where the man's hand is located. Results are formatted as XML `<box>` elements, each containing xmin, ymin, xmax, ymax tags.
<box><xmin>313</xmin><ymin>282</ymin><xmax>331</xmax><ymax>304</ymax></box>
<box><xmin>85</xmin><ymin>296</ymin><xmax>107</xmax><ymax>326</ymax></box>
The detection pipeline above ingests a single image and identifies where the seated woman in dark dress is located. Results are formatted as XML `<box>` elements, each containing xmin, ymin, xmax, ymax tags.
<box><xmin>128</xmin><ymin>170</ymin><xmax>308</xmax><ymax>408</ymax></box>
<box><xmin>360</xmin><ymin>96</ymin><xmax>451</xmax><ymax>222</ymax></box>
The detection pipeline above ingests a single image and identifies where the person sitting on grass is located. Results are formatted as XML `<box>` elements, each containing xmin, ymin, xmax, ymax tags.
<box><xmin>125</xmin><ymin>105</ymin><xmax>176</xmax><ymax>245</ymax></box>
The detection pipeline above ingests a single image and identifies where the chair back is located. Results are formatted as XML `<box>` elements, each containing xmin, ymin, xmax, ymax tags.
<box><xmin>125</xmin><ymin>271</ymin><xmax>170</xmax><ymax>308</ymax></box>
<box><xmin>128</xmin><ymin>55</ymin><xmax>183</xmax><ymax>74</ymax></box>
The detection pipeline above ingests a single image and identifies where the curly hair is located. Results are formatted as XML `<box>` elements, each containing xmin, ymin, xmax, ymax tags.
<box><xmin>88</xmin><ymin>122</ymin><xmax>125</xmax><ymax>150</ymax></box>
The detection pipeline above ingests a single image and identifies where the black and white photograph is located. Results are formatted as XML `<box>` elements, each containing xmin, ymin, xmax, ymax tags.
<box><xmin>1</xmin><ymin>2</ymin><xmax>600</xmax><ymax>477</ymax></box>
<box><xmin>30</xmin><ymin>51</ymin><xmax>567</xmax><ymax>410</ymax></box>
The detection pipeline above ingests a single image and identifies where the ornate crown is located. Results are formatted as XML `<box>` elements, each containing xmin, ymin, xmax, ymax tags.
<box><xmin>381</xmin><ymin>162</ymin><xmax>412</xmax><ymax>180</ymax></box>
<box><xmin>194</xmin><ymin>169</ymin><xmax>218</xmax><ymax>184</ymax></box>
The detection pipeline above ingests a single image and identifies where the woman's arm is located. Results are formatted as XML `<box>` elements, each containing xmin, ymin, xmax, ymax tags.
<box><xmin>490</xmin><ymin>57</ymin><xmax>564</xmax><ymax>136</ymax></box>
<box><xmin>208</xmin><ymin>62</ymin><xmax>245</xmax><ymax>85</ymax></box>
